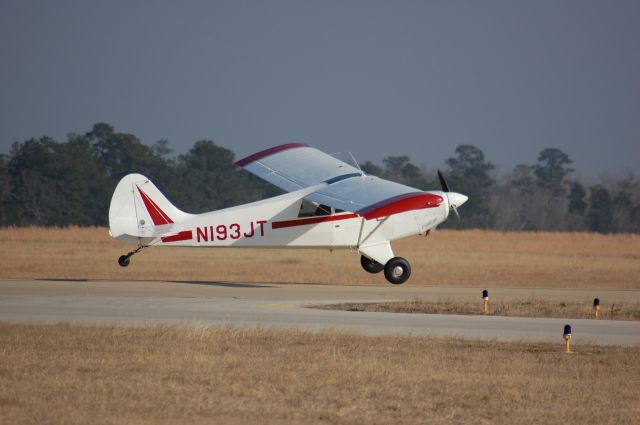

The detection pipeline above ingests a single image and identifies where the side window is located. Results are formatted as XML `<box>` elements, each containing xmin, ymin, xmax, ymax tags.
<box><xmin>314</xmin><ymin>204</ymin><xmax>332</xmax><ymax>216</ymax></box>
<box><xmin>298</xmin><ymin>200</ymin><xmax>332</xmax><ymax>217</ymax></box>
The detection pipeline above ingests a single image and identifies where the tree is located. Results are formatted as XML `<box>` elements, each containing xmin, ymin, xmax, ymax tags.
<box><xmin>171</xmin><ymin>140</ymin><xmax>277</xmax><ymax>213</ymax></box>
<box><xmin>535</xmin><ymin>148</ymin><xmax>574</xmax><ymax>196</ymax></box>
<box><xmin>492</xmin><ymin>165</ymin><xmax>537</xmax><ymax>231</ymax></box>
<box><xmin>382</xmin><ymin>156</ymin><xmax>410</xmax><ymax>176</ymax></box>
<box><xmin>586</xmin><ymin>185</ymin><xmax>613</xmax><ymax>233</ymax></box>
<box><xmin>609</xmin><ymin>175</ymin><xmax>640</xmax><ymax>233</ymax></box>
<box><xmin>360</xmin><ymin>161</ymin><xmax>383</xmax><ymax>177</ymax></box>
<box><xmin>511</xmin><ymin>164</ymin><xmax>536</xmax><ymax>195</ymax></box>
<box><xmin>4</xmin><ymin>135</ymin><xmax>112</xmax><ymax>226</ymax></box>
<box><xmin>6</xmin><ymin>138</ymin><xmax>61</xmax><ymax>225</ymax></box>
<box><xmin>382</xmin><ymin>156</ymin><xmax>421</xmax><ymax>180</ymax></box>
<box><xmin>493</xmin><ymin>149</ymin><xmax>576</xmax><ymax>231</ymax></box>
<box><xmin>565</xmin><ymin>181</ymin><xmax>588</xmax><ymax>230</ymax></box>
<box><xmin>568</xmin><ymin>182</ymin><xmax>588</xmax><ymax>215</ymax></box>
<box><xmin>152</xmin><ymin>139</ymin><xmax>172</xmax><ymax>158</ymax></box>
<box><xmin>0</xmin><ymin>154</ymin><xmax>9</xmax><ymax>225</ymax></box>
<box><xmin>379</xmin><ymin>155</ymin><xmax>429</xmax><ymax>188</ymax></box>
<box><xmin>444</xmin><ymin>145</ymin><xmax>495</xmax><ymax>228</ymax></box>
<box><xmin>54</xmin><ymin>134</ymin><xmax>112</xmax><ymax>225</ymax></box>
<box><xmin>87</xmin><ymin>122</ymin><xmax>172</xmax><ymax>184</ymax></box>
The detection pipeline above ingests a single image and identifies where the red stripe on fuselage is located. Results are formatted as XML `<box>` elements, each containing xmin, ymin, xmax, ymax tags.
<box><xmin>272</xmin><ymin>193</ymin><xmax>442</xmax><ymax>228</ymax></box>
<box><xmin>272</xmin><ymin>213</ymin><xmax>358</xmax><ymax>229</ymax></box>
<box><xmin>357</xmin><ymin>193</ymin><xmax>443</xmax><ymax>220</ymax></box>
<box><xmin>137</xmin><ymin>186</ymin><xmax>173</xmax><ymax>225</ymax></box>
<box><xmin>161</xmin><ymin>230</ymin><xmax>193</xmax><ymax>243</ymax></box>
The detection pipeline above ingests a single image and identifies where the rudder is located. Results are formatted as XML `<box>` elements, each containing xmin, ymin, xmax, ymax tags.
<box><xmin>109</xmin><ymin>174</ymin><xmax>191</xmax><ymax>243</ymax></box>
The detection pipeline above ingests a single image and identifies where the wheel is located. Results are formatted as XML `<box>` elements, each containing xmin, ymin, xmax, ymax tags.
<box><xmin>384</xmin><ymin>257</ymin><xmax>411</xmax><ymax>285</ymax></box>
<box><xmin>360</xmin><ymin>255</ymin><xmax>384</xmax><ymax>274</ymax></box>
<box><xmin>118</xmin><ymin>255</ymin><xmax>130</xmax><ymax>267</ymax></box>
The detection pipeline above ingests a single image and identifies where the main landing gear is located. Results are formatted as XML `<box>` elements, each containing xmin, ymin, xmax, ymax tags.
<box><xmin>360</xmin><ymin>255</ymin><xmax>411</xmax><ymax>285</ymax></box>
<box><xmin>118</xmin><ymin>245</ymin><xmax>146</xmax><ymax>267</ymax></box>
<box><xmin>360</xmin><ymin>255</ymin><xmax>384</xmax><ymax>274</ymax></box>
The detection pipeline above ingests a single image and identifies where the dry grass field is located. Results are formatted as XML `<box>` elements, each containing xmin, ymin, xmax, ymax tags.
<box><xmin>316</xmin><ymin>298</ymin><xmax>640</xmax><ymax>321</ymax></box>
<box><xmin>1</xmin><ymin>323</ymin><xmax>639</xmax><ymax>425</ymax></box>
<box><xmin>0</xmin><ymin>227</ymin><xmax>639</xmax><ymax>288</ymax></box>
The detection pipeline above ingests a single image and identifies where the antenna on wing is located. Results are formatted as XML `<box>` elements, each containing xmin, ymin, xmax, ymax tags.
<box><xmin>328</xmin><ymin>150</ymin><xmax>365</xmax><ymax>177</ymax></box>
<box><xmin>348</xmin><ymin>152</ymin><xmax>365</xmax><ymax>177</ymax></box>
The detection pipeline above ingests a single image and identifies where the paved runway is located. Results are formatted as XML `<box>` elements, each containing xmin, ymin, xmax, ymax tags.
<box><xmin>1</xmin><ymin>279</ymin><xmax>638</xmax><ymax>346</ymax></box>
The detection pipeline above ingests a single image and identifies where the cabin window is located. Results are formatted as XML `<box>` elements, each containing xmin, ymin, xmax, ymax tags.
<box><xmin>298</xmin><ymin>200</ymin><xmax>332</xmax><ymax>217</ymax></box>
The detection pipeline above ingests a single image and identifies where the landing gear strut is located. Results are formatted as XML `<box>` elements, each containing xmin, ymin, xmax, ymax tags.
<box><xmin>384</xmin><ymin>257</ymin><xmax>411</xmax><ymax>285</ymax></box>
<box><xmin>118</xmin><ymin>245</ymin><xmax>145</xmax><ymax>267</ymax></box>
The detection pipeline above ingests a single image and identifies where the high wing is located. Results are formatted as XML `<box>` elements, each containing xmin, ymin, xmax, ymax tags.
<box><xmin>236</xmin><ymin>143</ymin><xmax>442</xmax><ymax>219</ymax></box>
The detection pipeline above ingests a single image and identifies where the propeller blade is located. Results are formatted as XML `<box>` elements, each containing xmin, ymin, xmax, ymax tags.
<box><xmin>437</xmin><ymin>169</ymin><xmax>450</xmax><ymax>192</ymax></box>
<box><xmin>437</xmin><ymin>170</ymin><xmax>465</xmax><ymax>220</ymax></box>
<box><xmin>451</xmin><ymin>205</ymin><xmax>461</xmax><ymax>220</ymax></box>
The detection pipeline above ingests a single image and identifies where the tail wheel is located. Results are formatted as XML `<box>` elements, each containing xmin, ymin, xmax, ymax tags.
<box><xmin>118</xmin><ymin>255</ymin><xmax>131</xmax><ymax>267</ymax></box>
<box><xmin>384</xmin><ymin>257</ymin><xmax>411</xmax><ymax>285</ymax></box>
<box><xmin>360</xmin><ymin>255</ymin><xmax>384</xmax><ymax>274</ymax></box>
<box><xmin>117</xmin><ymin>245</ymin><xmax>145</xmax><ymax>268</ymax></box>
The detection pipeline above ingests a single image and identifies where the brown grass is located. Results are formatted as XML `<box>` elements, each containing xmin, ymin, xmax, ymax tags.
<box><xmin>0</xmin><ymin>227</ymin><xmax>639</xmax><ymax>288</ymax></box>
<box><xmin>315</xmin><ymin>298</ymin><xmax>640</xmax><ymax>321</ymax></box>
<box><xmin>1</xmin><ymin>323</ymin><xmax>639</xmax><ymax>425</ymax></box>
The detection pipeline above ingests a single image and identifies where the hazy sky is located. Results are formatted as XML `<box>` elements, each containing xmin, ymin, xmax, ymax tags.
<box><xmin>1</xmin><ymin>0</ymin><xmax>639</xmax><ymax>177</ymax></box>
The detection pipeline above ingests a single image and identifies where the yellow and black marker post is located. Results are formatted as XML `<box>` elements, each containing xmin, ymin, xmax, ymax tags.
<box><xmin>482</xmin><ymin>289</ymin><xmax>489</xmax><ymax>314</ymax></box>
<box><xmin>593</xmin><ymin>298</ymin><xmax>600</xmax><ymax>320</ymax></box>
<box><xmin>563</xmin><ymin>324</ymin><xmax>572</xmax><ymax>353</ymax></box>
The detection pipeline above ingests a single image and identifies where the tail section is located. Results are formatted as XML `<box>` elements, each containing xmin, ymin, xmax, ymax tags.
<box><xmin>109</xmin><ymin>174</ymin><xmax>192</xmax><ymax>243</ymax></box>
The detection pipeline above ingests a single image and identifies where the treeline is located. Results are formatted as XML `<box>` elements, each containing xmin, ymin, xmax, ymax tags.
<box><xmin>1</xmin><ymin>123</ymin><xmax>638</xmax><ymax>233</ymax></box>
<box><xmin>361</xmin><ymin>145</ymin><xmax>640</xmax><ymax>233</ymax></box>
<box><xmin>0</xmin><ymin>123</ymin><xmax>279</xmax><ymax>227</ymax></box>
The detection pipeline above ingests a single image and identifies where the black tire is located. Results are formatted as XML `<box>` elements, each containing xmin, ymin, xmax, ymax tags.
<box><xmin>118</xmin><ymin>255</ymin><xmax>130</xmax><ymax>267</ymax></box>
<box><xmin>384</xmin><ymin>257</ymin><xmax>411</xmax><ymax>285</ymax></box>
<box><xmin>360</xmin><ymin>255</ymin><xmax>384</xmax><ymax>274</ymax></box>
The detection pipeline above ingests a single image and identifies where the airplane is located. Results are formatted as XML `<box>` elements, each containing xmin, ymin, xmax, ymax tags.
<box><xmin>109</xmin><ymin>143</ymin><xmax>468</xmax><ymax>284</ymax></box>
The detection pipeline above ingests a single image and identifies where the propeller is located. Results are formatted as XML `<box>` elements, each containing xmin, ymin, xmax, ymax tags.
<box><xmin>437</xmin><ymin>170</ymin><xmax>467</xmax><ymax>220</ymax></box>
<box><xmin>437</xmin><ymin>169</ymin><xmax>450</xmax><ymax>193</ymax></box>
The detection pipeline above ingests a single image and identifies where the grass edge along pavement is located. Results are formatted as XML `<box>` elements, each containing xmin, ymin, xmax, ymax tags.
<box><xmin>311</xmin><ymin>297</ymin><xmax>640</xmax><ymax>321</ymax></box>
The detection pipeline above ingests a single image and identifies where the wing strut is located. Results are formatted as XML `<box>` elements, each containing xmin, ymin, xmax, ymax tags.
<box><xmin>357</xmin><ymin>216</ymin><xmax>389</xmax><ymax>247</ymax></box>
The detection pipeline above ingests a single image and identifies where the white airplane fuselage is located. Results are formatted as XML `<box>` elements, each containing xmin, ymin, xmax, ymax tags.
<box><xmin>113</xmin><ymin>187</ymin><xmax>450</xmax><ymax>255</ymax></box>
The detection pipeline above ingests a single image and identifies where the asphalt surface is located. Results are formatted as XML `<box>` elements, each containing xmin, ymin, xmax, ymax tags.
<box><xmin>1</xmin><ymin>279</ymin><xmax>638</xmax><ymax>346</ymax></box>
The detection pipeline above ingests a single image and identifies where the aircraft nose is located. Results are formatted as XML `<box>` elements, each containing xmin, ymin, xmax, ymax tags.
<box><xmin>448</xmin><ymin>192</ymin><xmax>468</xmax><ymax>209</ymax></box>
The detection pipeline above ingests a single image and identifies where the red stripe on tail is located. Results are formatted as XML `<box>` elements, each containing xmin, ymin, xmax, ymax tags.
<box><xmin>161</xmin><ymin>230</ymin><xmax>193</xmax><ymax>243</ymax></box>
<box><xmin>136</xmin><ymin>185</ymin><xmax>174</xmax><ymax>225</ymax></box>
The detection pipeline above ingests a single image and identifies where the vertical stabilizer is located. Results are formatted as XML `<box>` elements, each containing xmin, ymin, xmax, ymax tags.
<box><xmin>108</xmin><ymin>174</ymin><xmax>191</xmax><ymax>242</ymax></box>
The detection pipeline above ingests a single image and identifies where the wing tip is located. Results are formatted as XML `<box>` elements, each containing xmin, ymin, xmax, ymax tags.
<box><xmin>235</xmin><ymin>142</ymin><xmax>309</xmax><ymax>167</ymax></box>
